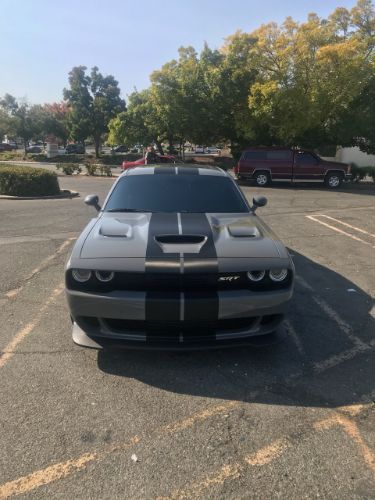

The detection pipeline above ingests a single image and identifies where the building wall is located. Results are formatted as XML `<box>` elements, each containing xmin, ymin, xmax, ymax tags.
<box><xmin>336</xmin><ymin>147</ymin><xmax>375</xmax><ymax>167</ymax></box>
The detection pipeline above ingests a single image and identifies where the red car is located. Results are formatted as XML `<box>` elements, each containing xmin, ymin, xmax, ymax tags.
<box><xmin>122</xmin><ymin>154</ymin><xmax>176</xmax><ymax>170</ymax></box>
<box><xmin>234</xmin><ymin>148</ymin><xmax>351</xmax><ymax>189</ymax></box>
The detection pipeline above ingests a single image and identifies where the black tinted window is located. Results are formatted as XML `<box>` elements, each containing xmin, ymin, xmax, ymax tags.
<box><xmin>266</xmin><ymin>150</ymin><xmax>291</xmax><ymax>160</ymax></box>
<box><xmin>296</xmin><ymin>152</ymin><xmax>318</xmax><ymax>165</ymax></box>
<box><xmin>105</xmin><ymin>174</ymin><xmax>248</xmax><ymax>213</ymax></box>
<box><xmin>243</xmin><ymin>151</ymin><xmax>267</xmax><ymax>160</ymax></box>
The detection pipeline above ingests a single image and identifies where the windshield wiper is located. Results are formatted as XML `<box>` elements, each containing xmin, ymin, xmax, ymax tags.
<box><xmin>106</xmin><ymin>208</ymin><xmax>147</xmax><ymax>213</ymax></box>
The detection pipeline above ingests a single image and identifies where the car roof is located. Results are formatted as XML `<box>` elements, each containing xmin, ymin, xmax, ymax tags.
<box><xmin>243</xmin><ymin>146</ymin><xmax>291</xmax><ymax>151</ymax></box>
<box><xmin>123</xmin><ymin>165</ymin><xmax>228</xmax><ymax>177</ymax></box>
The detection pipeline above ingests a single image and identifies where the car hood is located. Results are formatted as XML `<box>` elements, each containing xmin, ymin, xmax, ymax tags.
<box><xmin>78</xmin><ymin>212</ymin><xmax>286</xmax><ymax>261</ymax></box>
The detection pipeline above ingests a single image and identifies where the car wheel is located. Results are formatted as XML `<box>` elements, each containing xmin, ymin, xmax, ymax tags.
<box><xmin>325</xmin><ymin>172</ymin><xmax>343</xmax><ymax>189</ymax></box>
<box><xmin>254</xmin><ymin>171</ymin><xmax>271</xmax><ymax>187</ymax></box>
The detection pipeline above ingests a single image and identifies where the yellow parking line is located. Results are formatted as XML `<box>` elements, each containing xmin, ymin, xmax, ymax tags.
<box><xmin>159</xmin><ymin>439</ymin><xmax>289</xmax><ymax>500</ymax></box>
<box><xmin>0</xmin><ymin>401</ymin><xmax>239</xmax><ymax>499</ymax></box>
<box><xmin>5</xmin><ymin>237</ymin><xmax>75</xmax><ymax>299</ymax></box>
<box><xmin>317</xmin><ymin>215</ymin><xmax>375</xmax><ymax>239</ymax></box>
<box><xmin>0</xmin><ymin>285</ymin><xmax>64</xmax><ymax>369</ymax></box>
<box><xmin>306</xmin><ymin>215</ymin><xmax>375</xmax><ymax>249</ymax></box>
<box><xmin>315</xmin><ymin>414</ymin><xmax>375</xmax><ymax>473</ymax></box>
<box><xmin>161</xmin><ymin>400</ymin><xmax>375</xmax><ymax>500</ymax></box>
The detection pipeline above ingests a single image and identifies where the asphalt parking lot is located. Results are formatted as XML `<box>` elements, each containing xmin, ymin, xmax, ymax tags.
<box><xmin>0</xmin><ymin>175</ymin><xmax>374</xmax><ymax>499</ymax></box>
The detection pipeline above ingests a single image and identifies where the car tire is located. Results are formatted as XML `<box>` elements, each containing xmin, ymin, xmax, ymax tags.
<box><xmin>325</xmin><ymin>172</ymin><xmax>343</xmax><ymax>189</ymax></box>
<box><xmin>254</xmin><ymin>171</ymin><xmax>271</xmax><ymax>187</ymax></box>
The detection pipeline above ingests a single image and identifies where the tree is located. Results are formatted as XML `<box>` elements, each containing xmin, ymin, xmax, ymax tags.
<box><xmin>108</xmin><ymin>89</ymin><xmax>161</xmax><ymax>151</ymax></box>
<box><xmin>64</xmin><ymin>66</ymin><xmax>125</xmax><ymax>157</ymax></box>
<box><xmin>43</xmin><ymin>102</ymin><xmax>69</xmax><ymax>145</ymax></box>
<box><xmin>0</xmin><ymin>95</ymin><xmax>46</xmax><ymax>155</ymax></box>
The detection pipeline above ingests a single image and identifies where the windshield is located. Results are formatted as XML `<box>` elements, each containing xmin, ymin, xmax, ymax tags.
<box><xmin>104</xmin><ymin>174</ymin><xmax>249</xmax><ymax>213</ymax></box>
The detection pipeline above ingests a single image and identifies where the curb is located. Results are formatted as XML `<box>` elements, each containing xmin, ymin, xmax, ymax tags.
<box><xmin>0</xmin><ymin>190</ymin><xmax>79</xmax><ymax>200</ymax></box>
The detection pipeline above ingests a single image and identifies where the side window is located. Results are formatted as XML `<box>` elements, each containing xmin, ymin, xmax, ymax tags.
<box><xmin>243</xmin><ymin>151</ymin><xmax>267</xmax><ymax>161</ymax></box>
<box><xmin>296</xmin><ymin>152</ymin><xmax>318</xmax><ymax>165</ymax></box>
<box><xmin>266</xmin><ymin>151</ymin><xmax>291</xmax><ymax>160</ymax></box>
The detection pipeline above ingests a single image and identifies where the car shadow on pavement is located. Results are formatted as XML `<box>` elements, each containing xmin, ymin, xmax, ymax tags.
<box><xmin>97</xmin><ymin>251</ymin><xmax>375</xmax><ymax>409</ymax></box>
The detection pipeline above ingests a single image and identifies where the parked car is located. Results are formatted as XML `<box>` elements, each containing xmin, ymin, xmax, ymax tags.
<box><xmin>58</xmin><ymin>146</ymin><xmax>67</xmax><ymax>155</ymax></box>
<box><xmin>206</xmin><ymin>146</ymin><xmax>221</xmax><ymax>154</ymax></box>
<box><xmin>66</xmin><ymin>165</ymin><xmax>294</xmax><ymax>349</ymax></box>
<box><xmin>26</xmin><ymin>145</ymin><xmax>42</xmax><ymax>153</ymax></box>
<box><xmin>0</xmin><ymin>143</ymin><xmax>14</xmax><ymax>152</ymax></box>
<box><xmin>194</xmin><ymin>145</ymin><xmax>206</xmax><ymax>154</ymax></box>
<box><xmin>114</xmin><ymin>145</ymin><xmax>129</xmax><ymax>153</ymax></box>
<box><xmin>234</xmin><ymin>148</ymin><xmax>351</xmax><ymax>189</ymax></box>
<box><xmin>122</xmin><ymin>153</ymin><xmax>176</xmax><ymax>170</ymax></box>
<box><xmin>66</xmin><ymin>144</ymin><xmax>85</xmax><ymax>154</ymax></box>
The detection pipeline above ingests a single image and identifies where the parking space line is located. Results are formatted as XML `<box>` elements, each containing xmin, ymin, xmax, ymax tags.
<box><xmin>306</xmin><ymin>216</ymin><xmax>375</xmax><ymax>249</ymax></box>
<box><xmin>5</xmin><ymin>237</ymin><xmax>75</xmax><ymax>299</ymax></box>
<box><xmin>0</xmin><ymin>285</ymin><xmax>64</xmax><ymax>369</ymax></box>
<box><xmin>284</xmin><ymin>319</ymin><xmax>305</xmax><ymax>356</ymax></box>
<box><xmin>0</xmin><ymin>401</ymin><xmax>239</xmax><ymax>498</ymax></box>
<box><xmin>296</xmin><ymin>275</ymin><xmax>367</xmax><ymax>349</ymax></box>
<box><xmin>161</xmin><ymin>401</ymin><xmax>375</xmax><ymax>500</ymax></box>
<box><xmin>159</xmin><ymin>439</ymin><xmax>289</xmax><ymax>500</ymax></box>
<box><xmin>315</xmin><ymin>414</ymin><xmax>375</xmax><ymax>473</ymax></box>
<box><xmin>317</xmin><ymin>215</ymin><xmax>375</xmax><ymax>239</ymax></box>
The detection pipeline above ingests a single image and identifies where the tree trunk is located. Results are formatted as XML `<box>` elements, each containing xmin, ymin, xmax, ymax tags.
<box><xmin>155</xmin><ymin>140</ymin><xmax>164</xmax><ymax>155</ymax></box>
<box><xmin>23</xmin><ymin>139</ymin><xmax>27</xmax><ymax>159</ymax></box>
<box><xmin>168</xmin><ymin>135</ymin><xmax>173</xmax><ymax>154</ymax></box>
<box><xmin>94</xmin><ymin>137</ymin><xmax>100</xmax><ymax>158</ymax></box>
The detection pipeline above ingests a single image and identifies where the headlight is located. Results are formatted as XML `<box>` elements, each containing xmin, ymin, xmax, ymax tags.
<box><xmin>95</xmin><ymin>270</ymin><xmax>115</xmax><ymax>282</ymax></box>
<box><xmin>247</xmin><ymin>270</ymin><xmax>265</xmax><ymax>282</ymax></box>
<box><xmin>72</xmin><ymin>269</ymin><xmax>92</xmax><ymax>282</ymax></box>
<box><xmin>269</xmin><ymin>268</ymin><xmax>288</xmax><ymax>282</ymax></box>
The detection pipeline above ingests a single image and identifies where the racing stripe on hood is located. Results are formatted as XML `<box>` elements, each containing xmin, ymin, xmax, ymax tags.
<box><xmin>180</xmin><ymin>213</ymin><xmax>219</xmax><ymax>338</ymax></box>
<box><xmin>145</xmin><ymin>212</ymin><xmax>180</xmax><ymax>342</ymax></box>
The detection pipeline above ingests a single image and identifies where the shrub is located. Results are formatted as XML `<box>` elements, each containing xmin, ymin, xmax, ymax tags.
<box><xmin>56</xmin><ymin>163</ymin><xmax>82</xmax><ymax>175</ymax></box>
<box><xmin>98</xmin><ymin>165</ymin><xmax>112</xmax><ymax>177</ymax></box>
<box><xmin>350</xmin><ymin>163</ymin><xmax>375</xmax><ymax>183</ymax></box>
<box><xmin>0</xmin><ymin>164</ymin><xmax>60</xmax><ymax>196</ymax></box>
<box><xmin>84</xmin><ymin>161</ymin><xmax>97</xmax><ymax>176</ymax></box>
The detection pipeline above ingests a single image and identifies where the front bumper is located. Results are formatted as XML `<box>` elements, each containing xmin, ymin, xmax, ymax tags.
<box><xmin>67</xmin><ymin>287</ymin><xmax>293</xmax><ymax>350</ymax></box>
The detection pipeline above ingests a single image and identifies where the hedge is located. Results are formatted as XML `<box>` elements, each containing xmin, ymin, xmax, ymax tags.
<box><xmin>0</xmin><ymin>165</ymin><xmax>60</xmax><ymax>196</ymax></box>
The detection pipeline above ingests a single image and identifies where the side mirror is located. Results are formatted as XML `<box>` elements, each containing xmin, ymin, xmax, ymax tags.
<box><xmin>84</xmin><ymin>194</ymin><xmax>101</xmax><ymax>212</ymax></box>
<box><xmin>251</xmin><ymin>195</ymin><xmax>267</xmax><ymax>213</ymax></box>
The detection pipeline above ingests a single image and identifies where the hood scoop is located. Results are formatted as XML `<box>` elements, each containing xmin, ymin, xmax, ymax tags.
<box><xmin>99</xmin><ymin>219</ymin><xmax>132</xmax><ymax>238</ymax></box>
<box><xmin>227</xmin><ymin>225</ymin><xmax>260</xmax><ymax>238</ymax></box>
<box><xmin>155</xmin><ymin>234</ymin><xmax>207</xmax><ymax>254</ymax></box>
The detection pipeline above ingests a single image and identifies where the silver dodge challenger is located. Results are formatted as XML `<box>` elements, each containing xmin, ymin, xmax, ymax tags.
<box><xmin>66</xmin><ymin>165</ymin><xmax>294</xmax><ymax>349</ymax></box>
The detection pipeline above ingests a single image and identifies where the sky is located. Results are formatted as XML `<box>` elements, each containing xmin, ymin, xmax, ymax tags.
<box><xmin>0</xmin><ymin>0</ymin><xmax>359</xmax><ymax>104</ymax></box>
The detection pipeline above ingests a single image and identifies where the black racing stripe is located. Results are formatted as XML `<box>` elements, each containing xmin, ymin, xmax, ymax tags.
<box><xmin>153</xmin><ymin>166</ymin><xmax>175</xmax><ymax>174</ymax></box>
<box><xmin>145</xmin><ymin>212</ymin><xmax>180</xmax><ymax>342</ymax></box>
<box><xmin>177</xmin><ymin>166</ymin><xmax>199</xmax><ymax>175</ymax></box>
<box><xmin>180</xmin><ymin>213</ymin><xmax>218</xmax><ymax>274</ymax></box>
<box><xmin>180</xmin><ymin>213</ymin><xmax>219</xmax><ymax>339</ymax></box>
<box><xmin>145</xmin><ymin>291</ymin><xmax>180</xmax><ymax>343</ymax></box>
<box><xmin>184</xmin><ymin>291</ymin><xmax>218</xmax><ymax>323</ymax></box>
<box><xmin>145</xmin><ymin>212</ymin><xmax>180</xmax><ymax>273</ymax></box>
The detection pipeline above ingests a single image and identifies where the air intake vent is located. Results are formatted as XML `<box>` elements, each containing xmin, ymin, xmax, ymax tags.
<box><xmin>155</xmin><ymin>235</ymin><xmax>205</xmax><ymax>244</ymax></box>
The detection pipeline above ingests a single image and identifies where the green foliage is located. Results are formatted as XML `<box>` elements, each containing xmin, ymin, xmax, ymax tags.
<box><xmin>0</xmin><ymin>165</ymin><xmax>60</xmax><ymax>196</ymax></box>
<box><xmin>84</xmin><ymin>160</ymin><xmax>97</xmax><ymax>176</ymax></box>
<box><xmin>56</xmin><ymin>163</ymin><xmax>82</xmax><ymax>175</ymax></box>
<box><xmin>350</xmin><ymin>163</ymin><xmax>375</xmax><ymax>183</ymax></box>
<box><xmin>64</xmin><ymin>66</ymin><xmax>125</xmax><ymax>157</ymax></box>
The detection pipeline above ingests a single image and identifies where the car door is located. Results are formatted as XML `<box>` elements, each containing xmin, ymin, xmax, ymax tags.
<box><xmin>293</xmin><ymin>151</ymin><xmax>325</xmax><ymax>180</ymax></box>
<box><xmin>265</xmin><ymin>150</ymin><xmax>293</xmax><ymax>180</ymax></box>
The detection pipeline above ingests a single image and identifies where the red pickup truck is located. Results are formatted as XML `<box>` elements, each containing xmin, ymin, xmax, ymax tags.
<box><xmin>234</xmin><ymin>148</ymin><xmax>351</xmax><ymax>189</ymax></box>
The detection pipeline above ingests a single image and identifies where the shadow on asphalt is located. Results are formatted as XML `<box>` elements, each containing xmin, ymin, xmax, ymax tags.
<box><xmin>237</xmin><ymin>179</ymin><xmax>375</xmax><ymax>196</ymax></box>
<box><xmin>97</xmin><ymin>251</ymin><xmax>375</xmax><ymax>409</ymax></box>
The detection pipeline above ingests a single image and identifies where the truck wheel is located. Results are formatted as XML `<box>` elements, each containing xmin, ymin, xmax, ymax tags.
<box><xmin>254</xmin><ymin>171</ymin><xmax>271</xmax><ymax>187</ymax></box>
<box><xmin>325</xmin><ymin>172</ymin><xmax>343</xmax><ymax>189</ymax></box>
